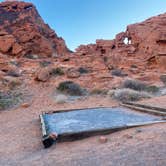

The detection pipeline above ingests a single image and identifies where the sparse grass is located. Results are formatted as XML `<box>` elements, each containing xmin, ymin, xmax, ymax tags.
<box><xmin>2</xmin><ymin>76</ymin><xmax>22</xmax><ymax>90</ymax></box>
<box><xmin>25</xmin><ymin>54</ymin><xmax>38</xmax><ymax>59</ymax></box>
<box><xmin>57</xmin><ymin>81</ymin><xmax>86</xmax><ymax>96</ymax></box>
<box><xmin>51</xmin><ymin>67</ymin><xmax>64</xmax><ymax>76</ymax></box>
<box><xmin>160</xmin><ymin>74</ymin><xmax>166</xmax><ymax>85</ymax></box>
<box><xmin>55</xmin><ymin>94</ymin><xmax>67</xmax><ymax>104</ymax></box>
<box><xmin>0</xmin><ymin>91</ymin><xmax>22</xmax><ymax>110</ymax></box>
<box><xmin>111</xmin><ymin>69</ymin><xmax>127</xmax><ymax>77</ymax></box>
<box><xmin>122</xmin><ymin>79</ymin><xmax>147</xmax><ymax>91</ymax></box>
<box><xmin>160</xmin><ymin>88</ymin><xmax>166</xmax><ymax>96</ymax></box>
<box><xmin>78</xmin><ymin>67</ymin><xmax>89</xmax><ymax>74</ymax></box>
<box><xmin>145</xmin><ymin>85</ymin><xmax>160</xmax><ymax>93</ymax></box>
<box><xmin>39</xmin><ymin>61</ymin><xmax>51</xmax><ymax>67</ymax></box>
<box><xmin>90</xmin><ymin>88</ymin><xmax>108</xmax><ymax>95</ymax></box>
<box><xmin>108</xmin><ymin>88</ymin><xmax>151</xmax><ymax>102</ymax></box>
<box><xmin>7</xmin><ymin>70</ymin><xmax>20</xmax><ymax>77</ymax></box>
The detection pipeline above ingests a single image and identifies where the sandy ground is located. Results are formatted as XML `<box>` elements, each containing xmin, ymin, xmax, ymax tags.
<box><xmin>137</xmin><ymin>96</ymin><xmax>166</xmax><ymax>109</ymax></box>
<box><xmin>0</xmin><ymin>84</ymin><xmax>166</xmax><ymax>166</ymax></box>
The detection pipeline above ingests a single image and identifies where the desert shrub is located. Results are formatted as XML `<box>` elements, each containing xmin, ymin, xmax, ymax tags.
<box><xmin>57</xmin><ymin>81</ymin><xmax>86</xmax><ymax>96</ymax></box>
<box><xmin>0</xmin><ymin>91</ymin><xmax>22</xmax><ymax>110</ymax></box>
<box><xmin>109</xmin><ymin>88</ymin><xmax>151</xmax><ymax>102</ymax></box>
<box><xmin>122</xmin><ymin>79</ymin><xmax>147</xmax><ymax>91</ymax></box>
<box><xmin>160</xmin><ymin>74</ymin><xmax>166</xmax><ymax>85</ymax></box>
<box><xmin>160</xmin><ymin>88</ymin><xmax>166</xmax><ymax>96</ymax></box>
<box><xmin>111</xmin><ymin>69</ymin><xmax>127</xmax><ymax>77</ymax></box>
<box><xmin>145</xmin><ymin>85</ymin><xmax>160</xmax><ymax>93</ymax></box>
<box><xmin>39</xmin><ymin>61</ymin><xmax>51</xmax><ymax>67</ymax></box>
<box><xmin>78</xmin><ymin>67</ymin><xmax>89</xmax><ymax>74</ymax></box>
<box><xmin>2</xmin><ymin>76</ymin><xmax>22</xmax><ymax>89</ymax></box>
<box><xmin>9</xmin><ymin>61</ymin><xmax>21</xmax><ymax>67</ymax></box>
<box><xmin>51</xmin><ymin>67</ymin><xmax>64</xmax><ymax>76</ymax></box>
<box><xmin>130</xmin><ymin>64</ymin><xmax>138</xmax><ymax>68</ymax></box>
<box><xmin>90</xmin><ymin>89</ymin><xmax>108</xmax><ymax>95</ymax></box>
<box><xmin>25</xmin><ymin>54</ymin><xmax>39</xmax><ymax>59</ymax></box>
<box><xmin>55</xmin><ymin>94</ymin><xmax>67</xmax><ymax>104</ymax></box>
<box><xmin>7</xmin><ymin>70</ymin><xmax>20</xmax><ymax>77</ymax></box>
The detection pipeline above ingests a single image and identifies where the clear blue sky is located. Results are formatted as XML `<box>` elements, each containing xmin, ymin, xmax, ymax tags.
<box><xmin>1</xmin><ymin>0</ymin><xmax>166</xmax><ymax>50</ymax></box>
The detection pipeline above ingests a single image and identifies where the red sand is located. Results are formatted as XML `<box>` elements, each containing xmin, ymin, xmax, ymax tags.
<box><xmin>0</xmin><ymin>84</ymin><xmax>165</xmax><ymax>166</ymax></box>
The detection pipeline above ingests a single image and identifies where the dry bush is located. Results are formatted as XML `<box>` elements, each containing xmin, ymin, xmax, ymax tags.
<box><xmin>90</xmin><ymin>89</ymin><xmax>108</xmax><ymax>95</ymax></box>
<box><xmin>55</xmin><ymin>94</ymin><xmax>67</xmax><ymax>104</ymax></box>
<box><xmin>51</xmin><ymin>67</ymin><xmax>64</xmax><ymax>76</ymax></box>
<box><xmin>111</xmin><ymin>69</ymin><xmax>127</xmax><ymax>77</ymax></box>
<box><xmin>57</xmin><ymin>81</ymin><xmax>86</xmax><ymax>96</ymax></box>
<box><xmin>108</xmin><ymin>88</ymin><xmax>151</xmax><ymax>102</ymax></box>
<box><xmin>122</xmin><ymin>79</ymin><xmax>147</xmax><ymax>91</ymax></box>
<box><xmin>78</xmin><ymin>67</ymin><xmax>89</xmax><ymax>74</ymax></box>
<box><xmin>0</xmin><ymin>91</ymin><xmax>22</xmax><ymax>110</ymax></box>
<box><xmin>160</xmin><ymin>74</ymin><xmax>166</xmax><ymax>85</ymax></box>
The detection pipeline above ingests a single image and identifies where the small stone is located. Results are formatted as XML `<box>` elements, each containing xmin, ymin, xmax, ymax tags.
<box><xmin>49</xmin><ymin>133</ymin><xmax>58</xmax><ymax>140</ymax></box>
<box><xmin>21</xmin><ymin>103</ymin><xmax>30</xmax><ymax>108</ymax></box>
<box><xmin>135</xmin><ymin>128</ymin><xmax>142</xmax><ymax>133</ymax></box>
<box><xmin>123</xmin><ymin>134</ymin><xmax>133</xmax><ymax>139</ymax></box>
<box><xmin>99</xmin><ymin>136</ymin><xmax>108</xmax><ymax>143</ymax></box>
<box><xmin>35</xmin><ymin>68</ymin><xmax>51</xmax><ymax>82</ymax></box>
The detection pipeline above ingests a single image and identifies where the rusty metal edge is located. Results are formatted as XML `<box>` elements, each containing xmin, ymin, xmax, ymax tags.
<box><xmin>40</xmin><ymin>114</ymin><xmax>57</xmax><ymax>148</ymax></box>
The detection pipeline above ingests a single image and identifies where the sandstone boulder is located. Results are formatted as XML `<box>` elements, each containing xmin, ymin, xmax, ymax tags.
<box><xmin>35</xmin><ymin>68</ymin><xmax>51</xmax><ymax>82</ymax></box>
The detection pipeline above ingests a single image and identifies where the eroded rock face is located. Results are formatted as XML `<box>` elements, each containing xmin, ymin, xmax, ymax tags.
<box><xmin>0</xmin><ymin>2</ymin><xmax>165</xmax><ymax>90</ymax></box>
<box><xmin>75</xmin><ymin>13</ymin><xmax>166</xmax><ymax>70</ymax></box>
<box><xmin>0</xmin><ymin>1</ymin><xmax>70</xmax><ymax>57</ymax></box>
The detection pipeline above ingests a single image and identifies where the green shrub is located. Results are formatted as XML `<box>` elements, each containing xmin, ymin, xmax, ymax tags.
<box><xmin>57</xmin><ymin>81</ymin><xmax>86</xmax><ymax>96</ymax></box>
<box><xmin>122</xmin><ymin>79</ymin><xmax>147</xmax><ymax>91</ymax></box>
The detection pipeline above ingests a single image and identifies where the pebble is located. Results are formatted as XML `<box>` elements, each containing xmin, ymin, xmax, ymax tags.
<box><xmin>99</xmin><ymin>136</ymin><xmax>108</xmax><ymax>143</ymax></box>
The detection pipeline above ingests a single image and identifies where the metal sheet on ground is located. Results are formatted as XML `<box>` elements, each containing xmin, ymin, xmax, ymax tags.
<box><xmin>41</xmin><ymin>107</ymin><xmax>162</xmax><ymax>148</ymax></box>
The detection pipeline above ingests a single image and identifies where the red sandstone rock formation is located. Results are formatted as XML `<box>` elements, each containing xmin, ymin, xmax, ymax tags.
<box><xmin>0</xmin><ymin>1</ymin><xmax>70</xmax><ymax>57</ymax></box>
<box><xmin>0</xmin><ymin>1</ymin><xmax>165</xmax><ymax>89</ymax></box>
<box><xmin>75</xmin><ymin>13</ymin><xmax>166</xmax><ymax>70</ymax></box>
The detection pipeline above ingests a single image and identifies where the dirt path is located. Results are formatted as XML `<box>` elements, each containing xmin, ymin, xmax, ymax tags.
<box><xmin>0</xmin><ymin>84</ymin><xmax>166</xmax><ymax>166</ymax></box>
